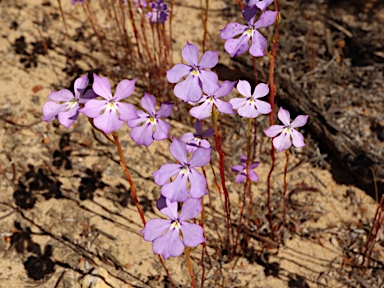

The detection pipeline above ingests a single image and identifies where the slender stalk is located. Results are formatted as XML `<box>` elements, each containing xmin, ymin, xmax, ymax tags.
<box><xmin>234</xmin><ymin>0</ymin><xmax>243</xmax><ymax>9</ymax></box>
<box><xmin>185</xmin><ymin>247</ymin><xmax>198</xmax><ymax>288</ymax></box>
<box><xmin>282</xmin><ymin>149</ymin><xmax>289</xmax><ymax>228</ymax></box>
<box><xmin>202</xmin><ymin>166</ymin><xmax>222</xmax><ymax>246</ymax></box>
<box><xmin>125</xmin><ymin>0</ymin><xmax>145</xmax><ymax>61</ymax></box>
<box><xmin>233</xmin><ymin>118</ymin><xmax>252</xmax><ymax>255</ymax></box>
<box><xmin>111</xmin><ymin>133</ymin><xmax>175</xmax><ymax>286</ymax></box>
<box><xmin>117</xmin><ymin>0</ymin><xmax>132</xmax><ymax>59</ymax></box>
<box><xmin>157</xmin><ymin>255</ymin><xmax>175</xmax><ymax>288</ymax></box>
<box><xmin>248</xmin><ymin>118</ymin><xmax>258</xmax><ymax>228</ymax></box>
<box><xmin>202</xmin><ymin>0</ymin><xmax>209</xmax><ymax>52</ymax></box>
<box><xmin>266</xmin><ymin>1</ymin><xmax>280</xmax><ymax>235</ymax></box>
<box><xmin>362</xmin><ymin>194</ymin><xmax>384</xmax><ymax>268</ymax></box>
<box><xmin>111</xmin><ymin>133</ymin><xmax>146</xmax><ymax>226</ymax></box>
<box><xmin>212</xmin><ymin>106</ymin><xmax>233</xmax><ymax>250</ymax></box>
<box><xmin>169</xmin><ymin>0</ymin><xmax>174</xmax><ymax>66</ymax></box>
<box><xmin>56</xmin><ymin>0</ymin><xmax>68</xmax><ymax>38</ymax></box>
<box><xmin>199</xmin><ymin>202</ymin><xmax>206</xmax><ymax>288</ymax></box>
<box><xmin>252</xmin><ymin>57</ymin><xmax>259</xmax><ymax>86</ymax></box>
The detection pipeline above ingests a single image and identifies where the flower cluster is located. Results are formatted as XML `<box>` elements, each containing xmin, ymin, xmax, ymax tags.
<box><xmin>42</xmin><ymin>73</ymin><xmax>173</xmax><ymax>147</ymax></box>
<box><xmin>43</xmin><ymin>0</ymin><xmax>309</xmax><ymax>263</ymax></box>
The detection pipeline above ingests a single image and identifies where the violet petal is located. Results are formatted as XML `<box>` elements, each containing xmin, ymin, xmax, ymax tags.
<box><xmin>141</xmin><ymin>218</ymin><xmax>171</xmax><ymax>242</ymax></box>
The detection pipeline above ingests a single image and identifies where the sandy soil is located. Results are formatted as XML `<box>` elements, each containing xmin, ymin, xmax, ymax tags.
<box><xmin>0</xmin><ymin>0</ymin><xmax>383</xmax><ymax>287</ymax></box>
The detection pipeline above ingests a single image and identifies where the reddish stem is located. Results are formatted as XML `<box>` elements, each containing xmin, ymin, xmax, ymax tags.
<box><xmin>266</xmin><ymin>0</ymin><xmax>280</xmax><ymax>235</ymax></box>
<box><xmin>112</xmin><ymin>133</ymin><xmax>146</xmax><ymax>226</ymax></box>
<box><xmin>362</xmin><ymin>194</ymin><xmax>384</xmax><ymax>268</ymax></box>
<box><xmin>212</xmin><ymin>106</ymin><xmax>233</xmax><ymax>251</ymax></box>
<box><xmin>202</xmin><ymin>166</ymin><xmax>222</xmax><ymax>246</ymax></box>
<box><xmin>282</xmin><ymin>150</ymin><xmax>289</xmax><ymax>234</ymax></box>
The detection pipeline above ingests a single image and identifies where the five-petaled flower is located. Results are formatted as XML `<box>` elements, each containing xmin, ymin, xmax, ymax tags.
<box><xmin>153</xmin><ymin>137</ymin><xmax>210</xmax><ymax>202</ymax></box>
<box><xmin>141</xmin><ymin>197</ymin><xmax>205</xmax><ymax>259</ymax></box>
<box><xmin>79</xmin><ymin>74</ymin><xmax>137</xmax><ymax>134</ymax></box>
<box><xmin>189</xmin><ymin>80</ymin><xmax>236</xmax><ymax>120</ymax></box>
<box><xmin>42</xmin><ymin>73</ymin><xmax>96</xmax><ymax>128</ymax></box>
<box><xmin>166</xmin><ymin>42</ymin><xmax>220</xmax><ymax>102</ymax></box>
<box><xmin>220</xmin><ymin>10</ymin><xmax>277</xmax><ymax>57</ymax></box>
<box><xmin>264</xmin><ymin>107</ymin><xmax>308</xmax><ymax>152</ymax></box>
<box><xmin>231</xmin><ymin>155</ymin><xmax>260</xmax><ymax>184</ymax></box>
<box><xmin>146</xmin><ymin>0</ymin><xmax>170</xmax><ymax>24</ymax></box>
<box><xmin>230</xmin><ymin>80</ymin><xmax>272</xmax><ymax>118</ymax></box>
<box><xmin>127</xmin><ymin>92</ymin><xmax>173</xmax><ymax>146</ymax></box>
<box><xmin>181</xmin><ymin>120</ymin><xmax>213</xmax><ymax>152</ymax></box>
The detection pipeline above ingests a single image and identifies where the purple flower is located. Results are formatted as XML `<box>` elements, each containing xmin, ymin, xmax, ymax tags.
<box><xmin>127</xmin><ymin>92</ymin><xmax>173</xmax><ymax>146</ymax></box>
<box><xmin>146</xmin><ymin>0</ymin><xmax>169</xmax><ymax>24</ymax></box>
<box><xmin>230</xmin><ymin>80</ymin><xmax>272</xmax><ymax>118</ymax></box>
<box><xmin>133</xmin><ymin>0</ymin><xmax>147</xmax><ymax>10</ymax></box>
<box><xmin>166</xmin><ymin>42</ymin><xmax>220</xmax><ymax>102</ymax></box>
<box><xmin>152</xmin><ymin>137</ymin><xmax>210</xmax><ymax>202</ymax></box>
<box><xmin>71</xmin><ymin>0</ymin><xmax>83</xmax><ymax>4</ymax></box>
<box><xmin>42</xmin><ymin>73</ymin><xmax>96</xmax><ymax>128</ymax></box>
<box><xmin>243</xmin><ymin>0</ymin><xmax>274</xmax><ymax>22</ymax></box>
<box><xmin>220</xmin><ymin>10</ymin><xmax>277</xmax><ymax>58</ymax></box>
<box><xmin>231</xmin><ymin>155</ymin><xmax>260</xmax><ymax>183</ymax></box>
<box><xmin>79</xmin><ymin>74</ymin><xmax>137</xmax><ymax>134</ymax></box>
<box><xmin>264</xmin><ymin>107</ymin><xmax>308</xmax><ymax>152</ymax></box>
<box><xmin>189</xmin><ymin>80</ymin><xmax>236</xmax><ymax>120</ymax></box>
<box><xmin>181</xmin><ymin>120</ymin><xmax>213</xmax><ymax>153</ymax></box>
<box><xmin>141</xmin><ymin>197</ymin><xmax>205</xmax><ymax>259</ymax></box>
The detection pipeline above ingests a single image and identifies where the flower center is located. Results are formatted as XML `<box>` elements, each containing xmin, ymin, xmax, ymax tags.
<box><xmin>106</xmin><ymin>99</ymin><xmax>118</xmax><ymax>113</ymax></box>
<box><xmin>169</xmin><ymin>220</ymin><xmax>180</xmax><ymax>231</ymax></box>
<box><xmin>148</xmin><ymin>116</ymin><xmax>156</xmax><ymax>125</ymax></box>
<box><xmin>283</xmin><ymin>126</ymin><xmax>292</xmax><ymax>135</ymax></box>
<box><xmin>245</xmin><ymin>27</ymin><xmax>254</xmax><ymax>36</ymax></box>
<box><xmin>194</xmin><ymin>136</ymin><xmax>202</xmax><ymax>145</ymax></box>
<box><xmin>207</xmin><ymin>95</ymin><xmax>215</xmax><ymax>103</ymax></box>
<box><xmin>180</xmin><ymin>164</ymin><xmax>190</xmax><ymax>176</ymax></box>
<box><xmin>191</xmin><ymin>67</ymin><xmax>200</xmax><ymax>76</ymax></box>
<box><xmin>65</xmin><ymin>98</ymin><xmax>78</xmax><ymax>110</ymax></box>
<box><xmin>246</xmin><ymin>98</ymin><xmax>255</xmax><ymax>106</ymax></box>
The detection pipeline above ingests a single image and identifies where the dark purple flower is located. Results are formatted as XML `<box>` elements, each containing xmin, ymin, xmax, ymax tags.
<box><xmin>231</xmin><ymin>155</ymin><xmax>260</xmax><ymax>183</ymax></box>
<box><xmin>220</xmin><ymin>10</ymin><xmax>277</xmax><ymax>57</ymax></box>
<box><xmin>243</xmin><ymin>0</ymin><xmax>274</xmax><ymax>22</ymax></box>
<box><xmin>189</xmin><ymin>80</ymin><xmax>236</xmax><ymax>120</ymax></box>
<box><xmin>141</xmin><ymin>197</ymin><xmax>205</xmax><ymax>259</ymax></box>
<box><xmin>127</xmin><ymin>92</ymin><xmax>173</xmax><ymax>146</ymax></box>
<box><xmin>264</xmin><ymin>107</ymin><xmax>308</xmax><ymax>152</ymax></box>
<box><xmin>181</xmin><ymin>120</ymin><xmax>213</xmax><ymax>153</ymax></box>
<box><xmin>166</xmin><ymin>42</ymin><xmax>220</xmax><ymax>102</ymax></box>
<box><xmin>79</xmin><ymin>74</ymin><xmax>137</xmax><ymax>134</ymax></box>
<box><xmin>71</xmin><ymin>0</ymin><xmax>83</xmax><ymax>4</ymax></box>
<box><xmin>42</xmin><ymin>73</ymin><xmax>96</xmax><ymax>128</ymax></box>
<box><xmin>152</xmin><ymin>137</ymin><xmax>210</xmax><ymax>202</ymax></box>
<box><xmin>146</xmin><ymin>0</ymin><xmax>169</xmax><ymax>24</ymax></box>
